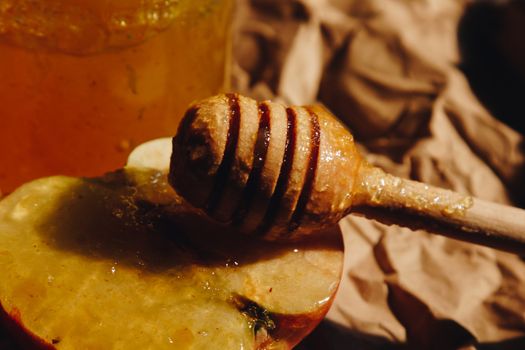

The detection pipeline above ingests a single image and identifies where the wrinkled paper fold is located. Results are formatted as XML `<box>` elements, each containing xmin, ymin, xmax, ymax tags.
<box><xmin>234</xmin><ymin>0</ymin><xmax>525</xmax><ymax>348</ymax></box>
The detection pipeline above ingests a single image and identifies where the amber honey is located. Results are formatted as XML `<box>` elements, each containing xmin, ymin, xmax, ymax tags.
<box><xmin>0</xmin><ymin>0</ymin><xmax>233</xmax><ymax>194</ymax></box>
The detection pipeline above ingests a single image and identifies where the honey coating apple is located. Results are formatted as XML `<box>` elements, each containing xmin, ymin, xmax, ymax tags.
<box><xmin>0</xmin><ymin>141</ymin><xmax>343</xmax><ymax>349</ymax></box>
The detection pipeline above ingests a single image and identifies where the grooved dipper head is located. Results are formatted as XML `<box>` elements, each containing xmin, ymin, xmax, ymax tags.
<box><xmin>169</xmin><ymin>93</ymin><xmax>363</xmax><ymax>240</ymax></box>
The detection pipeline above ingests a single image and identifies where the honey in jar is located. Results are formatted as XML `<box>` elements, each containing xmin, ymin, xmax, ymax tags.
<box><xmin>0</xmin><ymin>0</ymin><xmax>234</xmax><ymax>194</ymax></box>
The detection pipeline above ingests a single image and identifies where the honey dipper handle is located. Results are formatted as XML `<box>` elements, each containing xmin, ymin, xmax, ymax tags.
<box><xmin>351</xmin><ymin>166</ymin><xmax>525</xmax><ymax>254</ymax></box>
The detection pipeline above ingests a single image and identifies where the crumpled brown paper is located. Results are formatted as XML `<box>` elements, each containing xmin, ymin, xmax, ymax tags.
<box><xmin>234</xmin><ymin>0</ymin><xmax>525</xmax><ymax>349</ymax></box>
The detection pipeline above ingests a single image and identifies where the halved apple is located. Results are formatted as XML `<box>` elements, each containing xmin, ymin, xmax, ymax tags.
<box><xmin>0</xmin><ymin>139</ymin><xmax>343</xmax><ymax>349</ymax></box>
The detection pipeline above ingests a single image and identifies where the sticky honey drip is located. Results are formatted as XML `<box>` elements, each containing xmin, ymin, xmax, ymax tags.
<box><xmin>353</xmin><ymin>165</ymin><xmax>474</xmax><ymax>218</ymax></box>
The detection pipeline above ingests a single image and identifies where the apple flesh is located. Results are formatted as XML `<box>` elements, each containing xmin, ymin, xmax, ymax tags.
<box><xmin>0</xmin><ymin>140</ymin><xmax>343</xmax><ymax>349</ymax></box>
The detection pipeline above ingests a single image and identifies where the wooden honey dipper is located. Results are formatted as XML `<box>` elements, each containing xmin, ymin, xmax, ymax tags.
<box><xmin>169</xmin><ymin>93</ymin><xmax>525</xmax><ymax>253</ymax></box>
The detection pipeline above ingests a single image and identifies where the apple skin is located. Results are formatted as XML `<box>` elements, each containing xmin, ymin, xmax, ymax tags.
<box><xmin>0</xmin><ymin>288</ymin><xmax>339</xmax><ymax>350</ymax></box>
<box><xmin>0</xmin><ymin>219</ymin><xmax>341</xmax><ymax>350</ymax></box>
<box><xmin>0</xmin><ymin>138</ymin><xmax>344</xmax><ymax>349</ymax></box>
<box><xmin>272</xmin><ymin>302</ymin><xmax>338</xmax><ymax>349</ymax></box>
<box><xmin>0</xmin><ymin>304</ymin><xmax>53</xmax><ymax>350</ymax></box>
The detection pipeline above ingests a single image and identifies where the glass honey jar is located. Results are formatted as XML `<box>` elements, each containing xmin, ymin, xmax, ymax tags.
<box><xmin>0</xmin><ymin>0</ymin><xmax>234</xmax><ymax>194</ymax></box>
